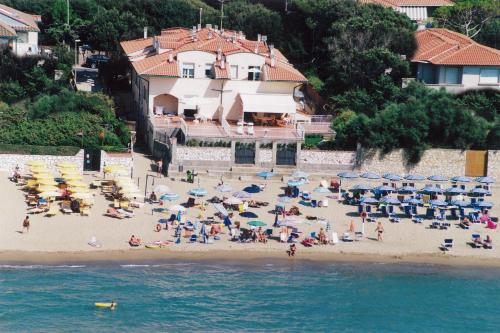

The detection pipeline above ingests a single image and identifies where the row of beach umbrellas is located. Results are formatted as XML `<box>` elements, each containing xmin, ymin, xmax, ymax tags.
<box><xmin>360</xmin><ymin>196</ymin><xmax>493</xmax><ymax>208</ymax></box>
<box><xmin>337</xmin><ymin>172</ymin><xmax>495</xmax><ymax>184</ymax></box>
<box><xmin>350</xmin><ymin>184</ymin><xmax>491</xmax><ymax>196</ymax></box>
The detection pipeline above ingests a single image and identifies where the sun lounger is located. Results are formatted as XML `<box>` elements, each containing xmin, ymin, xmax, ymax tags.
<box><xmin>29</xmin><ymin>206</ymin><xmax>48</xmax><ymax>214</ymax></box>
<box><xmin>430</xmin><ymin>221</ymin><xmax>440</xmax><ymax>229</ymax></box>
<box><xmin>117</xmin><ymin>208</ymin><xmax>134</xmax><ymax>218</ymax></box>
<box><xmin>440</xmin><ymin>239</ymin><xmax>453</xmax><ymax>251</ymax></box>
<box><xmin>440</xmin><ymin>222</ymin><xmax>451</xmax><ymax>230</ymax></box>
<box><xmin>366</xmin><ymin>213</ymin><xmax>377</xmax><ymax>223</ymax></box>
<box><xmin>105</xmin><ymin>208</ymin><xmax>125</xmax><ymax>219</ymax></box>
<box><xmin>470</xmin><ymin>234</ymin><xmax>483</xmax><ymax>248</ymax></box>
<box><xmin>459</xmin><ymin>220</ymin><xmax>470</xmax><ymax>229</ymax></box>
<box><xmin>354</xmin><ymin>232</ymin><xmax>363</xmax><ymax>241</ymax></box>
<box><xmin>342</xmin><ymin>232</ymin><xmax>353</xmax><ymax>242</ymax></box>
<box><xmin>60</xmin><ymin>201</ymin><xmax>73</xmax><ymax>214</ymax></box>
<box><xmin>389</xmin><ymin>213</ymin><xmax>401</xmax><ymax>223</ymax></box>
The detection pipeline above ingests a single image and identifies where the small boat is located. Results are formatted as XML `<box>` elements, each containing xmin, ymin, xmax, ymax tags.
<box><xmin>95</xmin><ymin>302</ymin><xmax>117</xmax><ymax>308</ymax></box>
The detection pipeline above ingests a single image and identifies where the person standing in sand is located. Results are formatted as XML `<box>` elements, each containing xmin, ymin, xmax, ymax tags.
<box><xmin>22</xmin><ymin>216</ymin><xmax>30</xmax><ymax>233</ymax></box>
<box><xmin>375</xmin><ymin>222</ymin><xmax>384</xmax><ymax>241</ymax></box>
<box><xmin>157</xmin><ymin>160</ymin><xmax>163</xmax><ymax>177</ymax></box>
<box><xmin>349</xmin><ymin>220</ymin><xmax>355</xmax><ymax>233</ymax></box>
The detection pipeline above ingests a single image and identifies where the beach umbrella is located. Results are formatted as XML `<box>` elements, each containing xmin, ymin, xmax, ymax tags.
<box><xmin>314</xmin><ymin>186</ymin><xmax>331</xmax><ymax>194</ymax></box>
<box><xmin>360</xmin><ymin>172</ymin><xmax>380</xmax><ymax>179</ymax></box>
<box><xmin>30</xmin><ymin>165</ymin><xmax>49</xmax><ymax>171</ymax></box>
<box><xmin>287</xmin><ymin>179</ymin><xmax>305</xmax><ymax>187</ymax></box>
<box><xmin>291</xmin><ymin>170</ymin><xmax>309</xmax><ymax>179</ymax></box>
<box><xmin>381</xmin><ymin>197</ymin><xmax>401</xmax><ymax>205</ymax></box>
<box><xmin>104</xmin><ymin>165</ymin><xmax>127</xmax><ymax>173</ymax></box>
<box><xmin>243</xmin><ymin>185</ymin><xmax>261</xmax><ymax>193</ymax></box>
<box><xmin>337</xmin><ymin>171</ymin><xmax>358</xmax><ymax>179</ymax></box>
<box><xmin>215</xmin><ymin>184</ymin><xmax>232</xmax><ymax>192</ymax></box>
<box><xmin>224</xmin><ymin>197</ymin><xmax>243</xmax><ymax>205</ymax></box>
<box><xmin>383</xmin><ymin>173</ymin><xmax>403</xmax><ymax>181</ymax></box>
<box><xmin>66</xmin><ymin>180</ymin><xmax>87</xmax><ymax>187</ymax></box>
<box><xmin>72</xmin><ymin>192</ymin><xmax>93</xmax><ymax>200</ymax></box>
<box><xmin>38</xmin><ymin>191</ymin><xmax>61</xmax><ymax>198</ymax></box>
<box><xmin>32</xmin><ymin>174</ymin><xmax>54</xmax><ymax>181</ymax></box>
<box><xmin>403</xmin><ymin>198</ymin><xmax>422</xmax><ymax>205</ymax></box>
<box><xmin>233</xmin><ymin>191</ymin><xmax>251</xmax><ymax>199</ymax></box>
<box><xmin>475</xmin><ymin>176</ymin><xmax>495</xmax><ymax>184</ymax></box>
<box><xmin>278</xmin><ymin>196</ymin><xmax>292</xmax><ymax>204</ymax></box>
<box><xmin>428</xmin><ymin>175</ymin><xmax>448</xmax><ymax>182</ymax></box>
<box><xmin>451</xmin><ymin>176</ymin><xmax>472</xmax><ymax>183</ymax></box>
<box><xmin>56</xmin><ymin>161</ymin><xmax>76</xmax><ymax>167</ymax></box>
<box><xmin>63</xmin><ymin>174</ymin><xmax>83</xmax><ymax>180</ymax></box>
<box><xmin>350</xmin><ymin>184</ymin><xmax>373</xmax><ymax>191</ymax></box>
<box><xmin>469</xmin><ymin>188</ymin><xmax>490</xmax><ymax>195</ymax></box>
<box><xmin>36</xmin><ymin>179</ymin><xmax>58</xmax><ymax>186</ymax></box>
<box><xmin>189</xmin><ymin>188</ymin><xmax>208</xmax><ymax>197</ymax></box>
<box><xmin>153</xmin><ymin>184</ymin><xmax>171</xmax><ymax>194</ymax></box>
<box><xmin>360</xmin><ymin>197</ymin><xmax>379</xmax><ymax>205</ymax></box>
<box><xmin>68</xmin><ymin>186</ymin><xmax>90</xmax><ymax>193</ymax></box>
<box><xmin>257</xmin><ymin>171</ymin><xmax>274</xmax><ymax>179</ymax></box>
<box><xmin>374</xmin><ymin>185</ymin><xmax>394</xmax><ymax>192</ymax></box>
<box><xmin>404</xmin><ymin>174</ymin><xmax>426</xmax><ymax>181</ymax></box>
<box><xmin>247</xmin><ymin>220</ymin><xmax>266</xmax><ymax>227</ymax></box>
<box><xmin>420</xmin><ymin>186</ymin><xmax>443</xmax><ymax>194</ymax></box>
<box><xmin>160</xmin><ymin>193</ymin><xmax>179</xmax><ymax>201</ymax></box>
<box><xmin>450</xmin><ymin>200</ymin><xmax>469</xmax><ymax>207</ymax></box>
<box><xmin>475</xmin><ymin>201</ymin><xmax>493</xmax><ymax>208</ymax></box>
<box><xmin>36</xmin><ymin>185</ymin><xmax>58</xmax><ymax>193</ymax></box>
<box><xmin>27</xmin><ymin>160</ymin><xmax>47</xmax><ymax>167</ymax></box>
<box><xmin>240</xmin><ymin>211</ymin><xmax>258</xmax><ymax>218</ymax></box>
<box><xmin>213</xmin><ymin>203</ymin><xmax>228</xmax><ymax>217</ymax></box>
<box><xmin>168</xmin><ymin>204</ymin><xmax>186</xmax><ymax>212</ymax></box>
<box><xmin>223</xmin><ymin>216</ymin><xmax>232</xmax><ymax>227</ymax></box>
<box><xmin>60</xmin><ymin>168</ymin><xmax>81</xmax><ymax>175</ymax></box>
<box><xmin>444</xmin><ymin>187</ymin><xmax>466</xmax><ymax>195</ymax></box>
<box><xmin>398</xmin><ymin>185</ymin><xmax>418</xmax><ymax>193</ymax></box>
<box><xmin>429</xmin><ymin>199</ymin><xmax>448</xmax><ymax>207</ymax></box>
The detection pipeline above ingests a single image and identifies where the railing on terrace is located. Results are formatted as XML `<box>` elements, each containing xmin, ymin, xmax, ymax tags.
<box><xmin>296</xmin><ymin>123</ymin><xmax>306</xmax><ymax>140</ymax></box>
<box><xmin>310</xmin><ymin>115</ymin><xmax>333</xmax><ymax>123</ymax></box>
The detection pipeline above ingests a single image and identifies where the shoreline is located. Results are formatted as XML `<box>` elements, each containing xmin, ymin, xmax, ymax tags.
<box><xmin>1</xmin><ymin>249</ymin><xmax>500</xmax><ymax>268</ymax></box>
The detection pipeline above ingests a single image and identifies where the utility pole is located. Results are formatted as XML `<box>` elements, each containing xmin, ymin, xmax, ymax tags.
<box><xmin>199</xmin><ymin>7</ymin><xmax>202</xmax><ymax>26</ymax></box>
<box><xmin>218</xmin><ymin>0</ymin><xmax>229</xmax><ymax>31</ymax></box>
<box><xmin>66</xmin><ymin>0</ymin><xmax>70</xmax><ymax>27</ymax></box>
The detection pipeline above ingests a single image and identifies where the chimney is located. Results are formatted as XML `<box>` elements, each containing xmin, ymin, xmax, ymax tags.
<box><xmin>197</xmin><ymin>23</ymin><xmax>201</xmax><ymax>31</ymax></box>
<box><xmin>217</xmin><ymin>48</ymin><xmax>222</xmax><ymax>61</ymax></box>
<box><xmin>208</xmin><ymin>31</ymin><xmax>213</xmax><ymax>39</ymax></box>
<box><xmin>168</xmin><ymin>52</ymin><xmax>173</xmax><ymax>63</ymax></box>
<box><xmin>206</xmin><ymin>23</ymin><xmax>212</xmax><ymax>30</ymax></box>
<box><xmin>221</xmin><ymin>57</ymin><xmax>225</xmax><ymax>69</ymax></box>
<box><xmin>270</xmin><ymin>55</ymin><xmax>276</xmax><ymax>68</ymax></box>
<box><xmin>269</xmin><ymin>44</ymin><xmax>274</xmax><ymax>53</ymax></box>
<box><xmin>257</xmin><ymin>34</ymin><xmax>261</xmax><ymax>42</ymax></box>
<box><xmin>143</xmin><ymin>27</ymin><xmax>148</xmax><ymax>39</ymax></box>
<box><xmin>214</xmin><ymin>25</ymin><xmax>218</xmax><ymax>31</ymax></box>
<box><xmin>192</xmin><ymin>26</ymin><xmax>197</xmax><ymax>33</ymax></box>
<box><xmin>261</xmin><ymin>35</ymin><xmax>267</xmax><ymax>43</ymax></box>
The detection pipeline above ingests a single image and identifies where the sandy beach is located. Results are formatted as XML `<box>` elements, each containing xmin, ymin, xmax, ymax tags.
<box><xmin>1</xmin><ymin>153</ymin><xmax>498</xmax><ymax>268</ymax></box>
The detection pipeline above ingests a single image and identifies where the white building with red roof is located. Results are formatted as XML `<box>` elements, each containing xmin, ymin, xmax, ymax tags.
<box><xmin>0</xmin><ymin>4</ymin><xmax>41</xmax><ymax>56</ymax></box>
<box><xmin>411</xmin><ymin>28</ymin><xmax>500</xmax><ymax>93</ymax></box>
<box><xmin>121</xmin><ymin>25</ymin><xmax>329</xmax><ymax>154</ymax></box>
<box><xmin>360</xmin><ymin>0</ymin><xmax>453</xmax><ymax>22</ymax></box>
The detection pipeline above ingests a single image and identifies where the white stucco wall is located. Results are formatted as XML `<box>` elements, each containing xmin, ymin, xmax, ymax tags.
<box><xmin>426</xmin><ymin>65</ymin><xmax>500</xmax><ymax>93</ymax></box>
<box><xmin>177</xmin><ymin>50</ymin><xmax>216</xmax><ymax>79</ymax></box>
<box><xmin>12</xmin><ymin>31</ymin><xmax>38</xmax><ymax>55</ymax></box>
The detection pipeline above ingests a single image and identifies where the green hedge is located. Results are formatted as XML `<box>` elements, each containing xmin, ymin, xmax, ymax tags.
<box><xmin>0</xmin><ymin>144</ymin><xmax>80</xmax><ymax>156</ymax></box>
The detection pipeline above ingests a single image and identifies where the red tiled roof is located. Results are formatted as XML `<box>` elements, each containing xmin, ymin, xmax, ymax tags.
<box><xmin>0</xmin><ymin>4</ymin><xmax>40</xmax><ymax>32</ymax></box>
<box><xmin>263</xmin><ymin>59</ymin><xmax>307</xmax><ymax>82</ymax></box>
<box><xmin>132</xmin><ymin>52</ymin><xmax>179</xmax><ymax>77</ymax></box>
<box><xmin>121</xmin><ymin>27</ymin><xmax>305</xmax><ymax>82</ymax></box>
<box><xmin>213</xmin><ymin>60</ymin><xmax>230</xmax><ymax>79</ymax></box>
<box><xmin>360</xmin><ymin>0</ymin><xmax>452</xmax><ymax>7</ymax></box>
<box><xmin>412</xmin><ymin>29</ymin><xmax>500</xmax><ymax>66</ymax></box>
<box><xmin>0</xmin><ymin>21</ymin><xmax>16</xmax><ymax>37</ymax></box>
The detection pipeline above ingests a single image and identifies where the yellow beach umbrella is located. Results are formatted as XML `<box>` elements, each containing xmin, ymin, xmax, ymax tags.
<box><xmin>67</xmin><ymin>183</ymin><xmax>87</xmax><ymax>189</ymax></box>
<box><xmin>30</xmin><ymin>166</ymin><xmax>49</xmax><ymax>173</ymax></box>
<box><xmin>39</xmin><ymin>191</ymin><xmax>61</xmax><ymax>198</ymax></box>
<box><xmin>66</xmin><ymin>180</ymin><xmax>87</xmax><ymax>187</ymax></box>
<box><xmin>36</xmin><ymin>185</ymin><xmax>59</xmax><ymax>193</ymax></box>
<box><xmin>27</xmin><ymin>160</ymin><xmax>47</xmax><ymax>167</ymax></box>
<box><xmin>68</xmin><ymin>186</ymin><xmax>90</xmax><ymax>193</ymax></box>
<box><xmin>60</xmin><ymin>168</ymin><xmax>81</xmax><ymax>175</ymax></box>
<box><xmin>33</xmin><ymin>174</ymin><xmax>54</xmax><ymax>180</ymax></box>
<box><xmin>36</xmin><ymin>179</ymin><xmax>58</xmax><ymax>186</ymax></box>
<box><xmin>63</xmin><ymin>174</ymin><xmax>83</xmax><ymax>181</ymax></box>
<box><xmin>56</xmin><ymin>161</ymin><xmax>77</xmax><ymax>168</ymax></box>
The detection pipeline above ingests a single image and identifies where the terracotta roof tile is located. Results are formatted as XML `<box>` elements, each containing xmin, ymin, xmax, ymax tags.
<box><xmin>132</xmin><ymin>52</ymin><xmax>179</xmax><ymax>77</ymax></box>
<box><xmin>360</xmin><ymin>0</ymin><xmax>452</xmax><ymax>7</ymax></box>
<box><xmin>213</xmin><ymin>60</ymin><xmax>230</xmax><ymax>79</ymax></box>
<box><xmin>0</xmin><ymin>4</ymin><xmax>40</xmax><ymax>32</ymax></box>
<box><xmin>0</xmin><ymin>21</ymin><xmax>16</xmax><ymax>37</ymax></box>
<box><xmin>121</xmin><ymin>38</ymin><xmax>153</xmax><ymax>54</ymax></box>
<box><xmin>412</xmin><ymin>29</ymin><xmax>500</xmax><ymax>66</ymax></box>
<box><xmin>264</xmin><ymin>60</ymin><xmax>307</xmax><ymax>82</ymax></box>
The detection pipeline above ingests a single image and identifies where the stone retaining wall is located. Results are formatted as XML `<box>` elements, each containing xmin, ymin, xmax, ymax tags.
<box><xmin>356</xmin><ymin>148</ymin><xmax>466</xmax><ymax>177</ymax></box>
<box><xmin>299</xmin><ymin>150</ymin><xmax>356</xmax><ymax>166</ymax></box>
<box><xmin>0</xmin><ymin>150</ymin><xmax>84</xmax><ymax>173</ymax></box>
<box><xmin>488</xmin><ymin>150</ymin><xmax>500</xmax><ymax>180</ymax></box>
<box><xmin>176</xmin><ymin>147</ymin><xmax>231</xmax><ymax>162</ymax></box>
<box><xmin>259</xmin><ymin>149</ymin><xmax>272</xmax><ymax>163</ymax></box>
<box><xmin>100</xmin><ymin>151</ymin><xmax>133</xmax><ymax>175</ymax></box>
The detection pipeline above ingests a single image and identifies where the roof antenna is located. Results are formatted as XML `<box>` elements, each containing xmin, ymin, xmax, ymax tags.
<box><xmin>218</xmin><ymin>0</ymin><xmax>230</xmax><ymax>32</ymax></box>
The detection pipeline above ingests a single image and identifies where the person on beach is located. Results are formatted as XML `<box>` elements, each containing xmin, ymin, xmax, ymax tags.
<box><xmin>129</xmin><ymin>235</ymin><xmax>141</xmax><ymax>247</ymax></box>
<box><xmin>349</xmin><ymin>220</ymin><xmax>355</xmax><ymax>233</ymax></box>
<box><xmin>318</xmin><ymin>228</ymin><xmax>327</xmax><ymax>245</ymax></box>
<box><xmin>22</xmin><ymin>216</ymin><xmax>30</xmax><ymax>233</ymax></box>
<box><xmin>375</xmin><ymin>222</ymin><xmax>384</xmax><ymax>241</ymax></box>
<box><xmin>149</xmin><ymin>191</ymin><xmax>157</xmax><ymax>203</ymax></box>
<box><xmin>156</xmin><ymin>160</ymin><xmax>163</xmax><ymax>177</ymax></box>
<box><xmin>288</xmin><ymin>244</ymin><xmax>297</xmax><ymax>257</ymax></box>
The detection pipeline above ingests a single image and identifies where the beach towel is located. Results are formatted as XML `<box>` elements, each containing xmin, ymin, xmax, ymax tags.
<box><xmin>487</xmin><ymin>221</ymin><xmax>497</xmax><ymax>229</ymax></box>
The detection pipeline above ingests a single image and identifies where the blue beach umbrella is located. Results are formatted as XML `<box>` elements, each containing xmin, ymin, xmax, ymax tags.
<box><xmin>475</xmin><ymin>201</ymin><xmax>493</xmax><ymax>208</ymax></box>
<box><xmin>405</xmin><ymin>174</ymin><xmax>426</xmax><ymax>181</ymax></box>
<box><xmin>383</xmin><ymin>173</ymin><xmax>403</xmax><ymax>181</ymax></box>
<box><xmin>428</xmin><ymin>175</ymin><xmax>448</xmax><ymax>182</ymax></box>
<box><xmin>360</xmin><ymin>172</ymin><xmax>380</xmax><ymax>179</ymax></box>
<box><xmin>350</xmin><ymin>184</ymin><xmax>373</xmax><ymax>191</ymax></box>
<box><xmin>398</xmin><ymin>185</ymin><xmax>418</xmax><ymax>193</ymax></box>
<box><xmin>240</xmin><ymin>211</ymin><xmax>258</xmax><ymax>218</ymax></box>
<box><xmin>420</xmin><ymin>186</ymin><xmax>443</xmax><ymax>194</ymax></box>
<box><xmin>278</xmin><ymin>196</ymin><xmax>293</xmax><ymax>204</ymax></box>
<box><xmin>475</xmin><ymin>176</ymin><xmax>495</xmax><ymax>184</ymax></box>
<box><xmin>287</xmin><ymin>179</ymin><xmax>305</xmax><ymax>187</ymax></box>
<box><xmin>451</xmin><ymin>176</ymin><xmax>472</xmax><ymax>183</ymax></box>
<box><xmin>403</xmin><ymin>198</ymin><xmax>422</xmax><ymax>205</ymax></box>
<box><xmin>223</xmin><ymin>216</ymin><xmax>232</xmax><ymax>227</ymax></box>
<box><xmin>216</xmin><ymin>184</ymin><xmax>232</xmax><ymax>193</ymax></box>
<box><xmin>360</xmin><ymin>197</ymin><xmax>379</xmax><ymax>205</ymax></box>
<box><xmin>337</xmin><ymin>171</ymin><xmax>358</xmax><ymax>179</ymax></box>
<box><xmin>291</xmin><ymin>170</ymin><xmax>309</xmax><ymax>179</ymax></box>
<box><xmin>257</xmin><ymin>171</ymin><xmax>274</xmax><ymax>179</ymax></box>
<box><xmin>243</xmin><ymin>185</ymin><xmax>261</xmax><ymax>193</ymax></box>
<box><xmin>444</xmin><ymin>187</ymin><xmax>466</xmax><ymax>195</ymax></box>
<box><xmin>160</xmin><ymin>193</ymin><xmax>179</xmax><ymax>201</ymax></box>
<box><xmin>450</xmin><ymin>200</ymin><xmax>470</xmax><ymax>207</ymax></box>
<box><xmin>374</xmin><ymin>185</ymin><xmax>394</xmax><ymax>192</ymax></box>
<box><xmin>470</xmin><ymin>188</ymin><xmax>490</xmax><ymax>195</ymax></box>
<box><xmin>189</xmin><ymin>188</ymin><xmax>208</xmax><ymax>197</ymax></box>
<box><xmin>381</xmin><ymin>197</ymin><xmax>401</xmax><ymax>205</ymax></box>
<box><xmin>314</xmin><ymin>186</ymin><xmax>331</xmax><ymax>194</ymax></box>
<box><xmin>429</xmin><ymin>199</ymin><xmax>448</xmax><ymax>207</ymax></box>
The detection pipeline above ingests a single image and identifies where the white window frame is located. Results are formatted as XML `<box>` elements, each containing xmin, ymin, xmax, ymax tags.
<box><xmin>182</xmin><ymin>63</ymin><xmax>195</xmax><ymax>78</ymax></box>
<box><xmin>204</xmin><ymin>63</ymin><xmax>212</xmax><ymax>78</ymax></box>
<box><xmin>248</xmin><ymin>66</ymin><xmax>261</xmax><ymax>81</ymax></box>
<box><xmin>479</xmin><ymin>68</ymin><xmax>499</xmax><ymax>85</ymax></box>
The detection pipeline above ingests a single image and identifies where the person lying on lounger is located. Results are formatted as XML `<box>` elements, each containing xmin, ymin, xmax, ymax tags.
<box><xmin>484</xmin><ymin>235</ymin><xmax>493</xmax><ymax>249</ymax></box>
<box><xmin>129</xmin><ymin>235</ymin><xmax>141</xmax><ymax>247</ymax></box>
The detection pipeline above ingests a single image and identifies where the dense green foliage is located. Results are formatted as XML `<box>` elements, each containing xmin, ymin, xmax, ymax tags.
<box><xmin>0</xmin><ymin>144</ymin><xmax>80</xmax><ymax>155</ymax></box>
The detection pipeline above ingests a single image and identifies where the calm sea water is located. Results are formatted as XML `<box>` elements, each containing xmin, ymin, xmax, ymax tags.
<box><xmin>0</xmin><ymin>260</ymin><xmax>499</xmax><ymax>332</ymax></box>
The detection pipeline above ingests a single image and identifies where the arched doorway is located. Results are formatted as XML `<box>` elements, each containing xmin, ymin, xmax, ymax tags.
<box><xmin>153</xmin><ymin>94</ymin><xmax>178</xmax><ymax>116</ymax></box>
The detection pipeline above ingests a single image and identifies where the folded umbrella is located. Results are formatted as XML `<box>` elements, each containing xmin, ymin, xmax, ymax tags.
<box><xmin>160</xmin><ymin>193</ymin><xmax>179</xmax><ymax>201</ymax></box>
<box><xmin>240</xmin><ymin>211</ymin><xmax>258</xmax><ymax>218</ymax></box>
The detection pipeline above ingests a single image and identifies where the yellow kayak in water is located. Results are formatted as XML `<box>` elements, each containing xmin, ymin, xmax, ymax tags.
<box><xmin>95</xmin><ymin>302</ymin><xmax>117</xmax><ymax>308</ymax></box>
